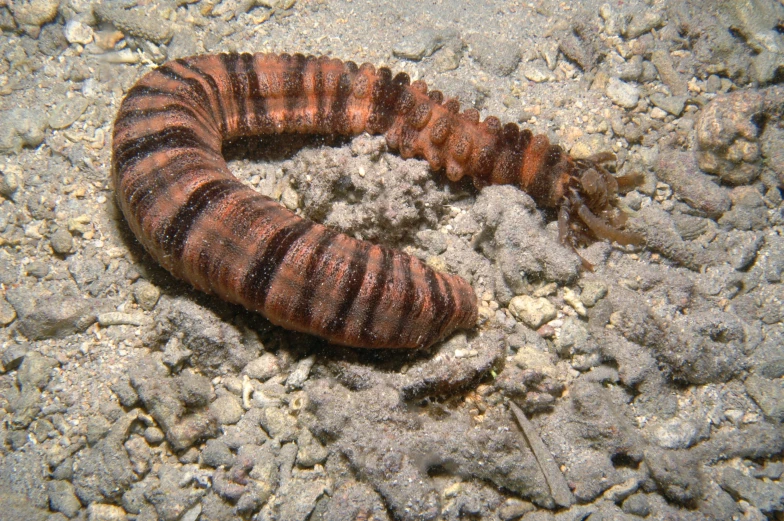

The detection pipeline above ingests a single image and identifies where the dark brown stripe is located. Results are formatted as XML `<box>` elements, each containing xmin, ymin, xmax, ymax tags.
<box><xmin>116</xmin><ymin>104</ymin><xmax>208</xmax><ymax>134</ymax></box>
<box><xmin>328</xmin><ymin>68</ymin><xmax>353</xmax><ymax>134</ymax></box>
<box><xmin>224</xmin><ymin>192</ymin><xmax>279</xmax><ymax>239</ymax></box>
<box><xmin>125</xmin><ymin>150</ymin><xmax>220</xmax><ymax>218</ymax></box>
<box><xmin>390</xmin><ymin>253</ymin><xmax>417</xmax><ymax>343</ymax></box>
<box><xmin>421</xmin><ymin>269</ymin><xmax>456</xmax><ymax>348</ymax></box>
<box><xmin>297</xmin><ymin>228</ymin><xmax>340</xmax><ymax>327</ymax></box>
<box><xmin>177</xmin><ymin>58</ymin><xmax>229</xmax><ymax>138</ymax></box>
<box><xmin>428</xmin><ymin>90</ymin><xmax>444</xmax><ymax>104</ymax></box>
<box><xmin>497</xmin><ymin>124</ymin><xmax>524</xmax><ymax>183</ymax></box>
<box><xmin>492</xmin><ymin>145</ymin><xmax>522</xmax><ymax>185</ymax></box>
<box><xmin>157</xmin><ymin>63</ymin><xmax>215</xmax><ymax>110</ymax></box>
<box><xmin>502</xmin><ymin>122</ymin><xmax>520</xmax><ymax>144</ymax></box>
<box><xmin>242</xmin><ymin>53</ymin><xmax>271</xmax><ymax>132</ymax></box>
<box><xmin>313</xmin><ymin>65</ymin><xmax>328</xmax><ymax>132</ymax></box>
<box><xmin>474</xmin><ymin>144</ymin><xmax>498</xmax><ymax>183</ymax></box>
<box><xmin>156</xmin><ymin>178</ymin><xmax>245</xmax><ymax>258</ymax></box>
<box><xmin>366</xmin><ymin>68</ymin><xmax>407</xmax><ymax>134</ymax></box>
<box><xmin>544</xmin><ymin>145</ymin><xmax>564</xmax><ymax>170</ymax></box>
<box><xmin>219</xmin><ymin>53</ymin><xmax>251</xmax><ymax>135</ymax></box>
<box><xmin>114</xmin><ymin>125</ymin><xmax>215</xmax><ymax>176</ymax></box>
<box><xmin>519</xmin><ymin>128</ymin><xmax>533</xmax><ymax>149</ymax></box>
<box><xmin>528</xmin><ymin>145</ymin><xmax>567</xmax><ymax>204</ymax></box>
<box><xmin>344</xmin><ymin>60</ymin><xmax>359</xmax><ymax>74</ymax></box>
<box><xmin>359</xmin><ymin>246</ymin><xmax>393</xmax><ymax>343</ymax></box>
<box><xmin>242</xmin><ymin>219</ymin><xmax>314</xmax><ymax>307</ymax></box>
<box><xmin>323</xmin><ymin>241</ymin><xmax>370</xmax><ymax>335</ymax></box>
<box><xmin>282</xmin><ymin>53</ymin><xmax>307</xmax><ymax>115</ymax></box>
<box><xmin>123</xmin><ymin>84</ymin><xmax>183</xmax><ymax>107</ymax></box>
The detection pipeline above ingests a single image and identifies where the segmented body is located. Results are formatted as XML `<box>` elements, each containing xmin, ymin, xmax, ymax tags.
<box><xmin>112</xmin><ymin>52</ymin><xmax>637</xmax><ymax>349</ymax></box>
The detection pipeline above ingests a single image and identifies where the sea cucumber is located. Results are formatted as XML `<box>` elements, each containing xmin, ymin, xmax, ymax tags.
<box><xmin>112</xmin><ymin>52</ymin><xmax>639</xmax><ymax>348</ymax></box>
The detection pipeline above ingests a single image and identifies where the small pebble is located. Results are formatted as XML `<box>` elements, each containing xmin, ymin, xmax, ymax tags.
<box><xmin>513</xmin><ymin>345</ymin><xmax>557</xmax><ymax>375</ymax></box>
<box><xmin>580</xmin><ymin>280</ymin><xmax>607</xmax><ymax>307</ymax></box>
<box><xmin>68</xmin><ymin>214</ymin><xmax>92</xmax><ymax>234</ymax></box>
<box><xmin>433</xmin><ymin>46</ymin><xmax>462</xmax><ymax>72</ymax></box>
<box><xmin>64</xmin><ymin>20</ymin><xmax>95</xmax><ymax>45</ymax></box>
<box><xmin>280</xmin><ymin>185</ymin><xmax>300</xmax><ymax>210</ymax></box>
<box><xmin>49</xmin><ymin>96</ymin><xmax>89</xmax><ymax>130</ymax></box>
<box><xmin>181</xmin><ymin>505</ymin><xmax>202</xmax><ymax>521</ymax></box>
<box><xmin>48</xmin><ymin>479</ymin><xmax>82</xmax><ymax>517</ymax></box>
<box><xmin>705</xmin><ymin>74</ymin><xmax>722</xmax><ymax>93</ymax></box>
<box><xmin>243</xmin><ymin>353</ymin><xmax>281</xmax><ymax>381</ymax></box>
<box><xmin>523</xmin><ymin>61</ymin><xmax>555</xmax><ymax>83</ymax></box>
<box><xmin>650</xmin><ymin>49</ymin><xmax>687</xmax><ymax>96</ymax></box>
<box><xmin>605</xmin><ymin>77</ymin><xmax>640</xmax><ymax>109</ymax></box>
<box><xmin>50</xmin><ymin>228</ymin><xmax>74</xmax><ymax>255</ymax></box>
<box><xmin>286</xmin><ymin>355</ymin><xmax>314</xmax><ymax>389</ymax></box>
<box><xmin>624</xmin><ymin>11</ymin><xmax>663</xmax><ymax>38</ymax></box>
<box><xmin>603</xmin><ymin>477</ymin><xmax>640</xmax><ymax>503</ymax></box>
<box><xmin>223</xmin><ymin>375</ymin><xmax>243</xmax><ymax>395</ymax></box>
<box><xmin>0</xmin><ymin>108</ymin><xmax>48</xmax><ymax>154</ymax></box>
<box><xmin>650</xmin><ymin>107</ymin><xmax>667</xmax><ymax>119</ymax></box>
<box><xmin>498</xmin><ymin>498</ymin><xmax>535</xmax><ymax>521</ymax></box>
<box><xmin>259</xmin><ymin>407</ymin><xmax>298</xmax><ymax>442</ymax></box>
<box><xmin>570</xmin><ymin>134</ymin><xmax>606</xmax><ymax>160</ymax></box>
<box><xmin>162</xmin><ymin>337</ymin><xmax>192</xmax><ymax>370</ymax></box>
<box><xmin>0</xmin><ymin>294</ymin><xmax>17</xmax><ymax>326</ymax></box>
<box><xmin>201</xmin><ymin>439</ymin><xmax>235</xmax><ymax>468</ymax></box>
<box><xmin>0</xmin><ymin>168</ymin><xmax>20</xmax><ymax>197</ymax></box>
<box><xmin>649</xmin><ymin>93</ymin><xmax>686</xmax><ymax>116</ymax></box>
<box><xmin>1</xmin><ymin>342</ymin><xmax>28</xmax><ymax>370</ymax></box>
<box><xmin>25</xmin><ymin>261</ymin><xmax>49</xmax><ymax>278</ymax></box>
<box><xmin>622</xmin><ymin>493</ymin><xmax>651</xmax><ymax>517</ymax></box>
<box><xmin>133</xmin><ymin>280</ymin><xmax>161</xmax><ymax>311</ymax></box>
<box><xmin>508</xmin><ymin>295</ymin><xmax>557</xmax><ymax>329</ymax></box>
<box><xmin>454</xmin><ymin>348</ymin><xmax>478</xmax><ymax>358</ymax></box>
<box><xmin>209</xmin><ymin>394</ymin><xmax>243</xmax><ymax>425</ymax></box>
<box><xmin>296</xmin><ymin>428</ymin><xmax>329</xmax><ymax>467</ymax></box>
<box><xmin>652</xmin><ymin>417</ymin><xmax>699</xmax><ymax>449</ymax></box>
<box><xmin>86</xmin><ymin>503</ymin><xmax>128</xmax><ymax>521</ymax></box>
<box><xmin>563</xmin><ymin>288</ymin><xmax>587</xmax><ymax>316</ymax></box>
<box><xmin>144</xmin><ymin>426</ymin><xmax>165</xmax><ymax>445</ymax></box>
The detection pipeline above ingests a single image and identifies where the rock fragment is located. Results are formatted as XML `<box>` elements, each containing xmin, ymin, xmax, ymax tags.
<box><xmin>0</xmin><ymin>108</ymin><xmax>48</xmax><ymax>154</ymax></box>
<box><xmin>745</xmin><ymin>375</ymin><xmax>784</xmax><ymax>422</ymax></box>
<box><xmin>93</xmin><ymin>3</ymin><xmax>174</xmax><ymax>44</ymax></box>
<box><xmin>654</xmin><ymin>150</ymin><xmax>730</xmax><ymax>218</ymax></box>
<box><xmin>8</xmin><ymin>0</ymin><xmax>59</xmax><ymax>37</ymax></box>
<box><xmin>129</xmin><ymin>356</ymin><xmax>218</xmax><ymax>451</ymax></box>
<box><xmin>717</xmin><ymin>467</ymin><xmax>784</xmax><ymax>515</ymax></box>
<box><xmin>48</xmin><ymin>480</ymin><xmax>82</xmax><ymax>518</ymax></box>
<box><xmin>644</xmin><ymin>447</ymin><xmax>702</xmax><ymax>505</ymax></box>
<box><xmin>73</xmin><ymin>411</ymin><xmax>140</xmax><ymax>504</ymax></box>
<box><xmin>650</xmin><ymin>49</ymin><xmax>687</xmax><ymax>96</ymax></box>
<box><xmin>605</xmin><ymin>77</ymin><xmax>639</xmax><ymax>109</ymax></box>
<box><xmin>132</xmin><ymin>281</ymin><xmax>161</xmax><ymax>311</ymax></box>
<box><xmin>49</xmin><ymin>228</ymin><xmax>74</xmax><ymax>255</ymax></box>
<box><xmin>509</xmin><ymin>296</ymin><xmax>557</xmax><ymax>329</ymax></box>
<box><xmin>696</xmin><ymin>86</ymin><xmax>784</xmax><ymax>185</ymax></box>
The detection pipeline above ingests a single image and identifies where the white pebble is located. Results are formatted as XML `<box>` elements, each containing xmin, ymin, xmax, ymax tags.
<box><xmin>64</xmin><ymin>20</ymin><xmax>94</xmax><ymax>45</ymax></box>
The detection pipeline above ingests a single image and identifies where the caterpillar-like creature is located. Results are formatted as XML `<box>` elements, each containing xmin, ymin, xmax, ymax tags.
<box><xmin>112</xmin><ymin>53</ymin><xmax>641</xmax><ymax>349</ymax></box>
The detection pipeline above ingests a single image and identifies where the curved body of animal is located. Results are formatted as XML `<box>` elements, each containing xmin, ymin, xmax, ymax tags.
<box><xmin>112</xmin><ymin>53</ymin><xmax>639</xmax><ymax>348</ymax></box>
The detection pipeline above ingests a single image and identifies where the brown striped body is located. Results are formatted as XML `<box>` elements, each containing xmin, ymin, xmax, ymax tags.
<box><xmin>113</xmin><ymin>53</ymin><xmax>638</xmax><ymax>348</ymax></box>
